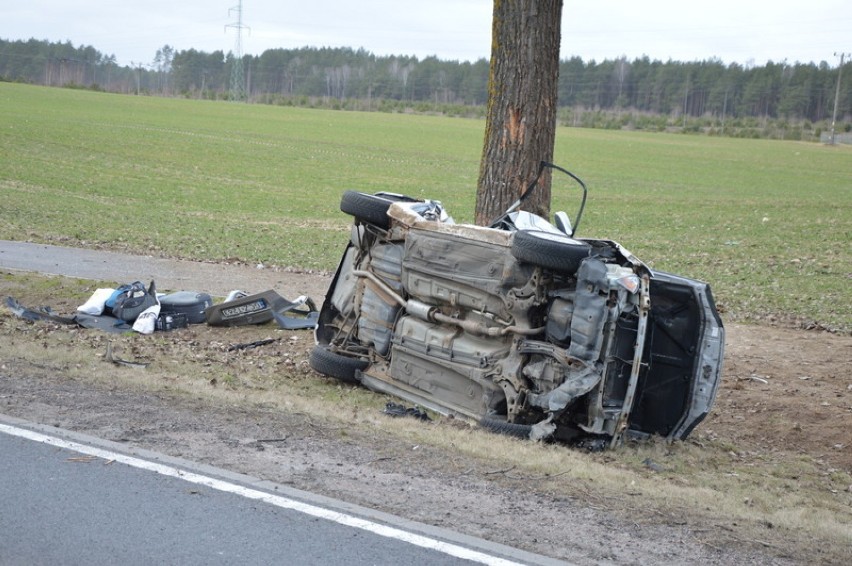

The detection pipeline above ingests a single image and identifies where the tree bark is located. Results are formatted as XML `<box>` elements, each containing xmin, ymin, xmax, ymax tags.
<box><xmin>475</xmin><ymin>0</ymin><xmax>563</xmax><ymax>226</ymax></box>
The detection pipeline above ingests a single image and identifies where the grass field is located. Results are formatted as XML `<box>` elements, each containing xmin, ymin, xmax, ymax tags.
<box><xmin>1</xmin><ymin>82</ymin><xmax>850</xmax><ymax>331</ymax></box>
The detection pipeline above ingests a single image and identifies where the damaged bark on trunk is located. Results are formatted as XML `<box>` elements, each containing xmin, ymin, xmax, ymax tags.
<box><xmin>475</xmin><ymin>0</ymin><xmax>563</xmax><ymax>226</ymax></box>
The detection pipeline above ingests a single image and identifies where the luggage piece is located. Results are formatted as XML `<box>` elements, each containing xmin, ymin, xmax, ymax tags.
<box><xmin>159</xmin><ymin>291</ymin><xmax>213</xmax><ymax>324</ymax></box>
<box><xmin>112</xmin><ymin>280</ymin><xmax>158</xmax><ymax>322</ymax></box>
<box><xmin>156</xmin><ymin>312</ymin><xmax>189</xmax><ymax>331</ymax></box>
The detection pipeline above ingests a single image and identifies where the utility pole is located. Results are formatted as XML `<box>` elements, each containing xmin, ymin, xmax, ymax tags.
<box><xmin>226</xmin><ymin>1</ymin><xmax>250</xmax><ymax>102</ymax></box>
<box><xmin>130</xmin><ymin>62</ymin><xmax>144</xmax><ymax>95</ymax></box>
<box><xmin>829</xmin><ymin>52</ymin><xmax>849</xmax><ymax>145</ymax></box>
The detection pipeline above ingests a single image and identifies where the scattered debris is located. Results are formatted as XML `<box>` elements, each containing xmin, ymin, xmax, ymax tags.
<box><xmin>483</xmin><ymin>465</ymin><xmax>516</xmax><ymax>476</ymax></box>
<box><xmin>382</xmin><ymin>401</ymin><xmax>431</xmax><ymax>421</ymax></box>
<box><xmin>530</xmin><ymin>415</ymin><xmax>557</xmax><ymax>441</ymax></box>
<box><xmin>105</xmin><ymin>342</ymin><xmax>149</xmax><ymax>369</ymax></box>
<box><xmin>8</xmin><ymin>287</ymin><xmax>319</xmax><ymax>335</ymax></box>
<box><xmin>577</xmin><ymin>437</ymin><xmax>609</xmax><ymax>452</ymax></box>
<box><xmin>5</xmin><ymin>297</ymin><xmax>76</xmax><ymax>324</ymax></box>
<box><xmin>227</xmin><ymin>338</ymin><xmax>279</xmax><ymax>352</ymax></box>
<box><xmin>66</xmin><ymin>456</ymin><xmax>98</xmax><ymax>463</ymax></box>
<box><xmin>206</xmin><ymin>290</ymin><xmax>318</xmax><ymax>329</ymax></box>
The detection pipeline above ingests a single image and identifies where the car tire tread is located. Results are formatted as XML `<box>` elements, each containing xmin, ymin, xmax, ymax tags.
<box><xmin>309</xmin><ymin>344</ymin><xmax>368</xmax><ymax>383</ymax></box>
<box><xmin>340</xmin><ymin>191</ymin><xmax>396</xmax><ymax>229</ymax></box>
<box><xmin>510</xmin><ymin>230</ymin><xmax>592</xmax><ymax>273</ymax></box>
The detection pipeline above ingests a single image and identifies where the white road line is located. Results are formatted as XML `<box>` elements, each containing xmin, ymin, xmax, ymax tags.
<box><xmin>0</xmin><ymin>422</ymin><xmax>526</xmax><ymax>566</ymax></box>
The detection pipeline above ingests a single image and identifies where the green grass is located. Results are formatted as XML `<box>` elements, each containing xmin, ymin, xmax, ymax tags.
<box><xmin>1</xmin><ymin>83</ymin><xmax>850</xmax><ymax>331</ymax></box>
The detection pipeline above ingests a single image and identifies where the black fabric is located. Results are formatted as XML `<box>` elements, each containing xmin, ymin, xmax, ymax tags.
<box><xmin>72</xmin><ymin>313</ymin><xmax>134</xmax><ymax>333</ymax></box>
<box><xmin>382</xmin><ymin>402</ymin><xmax>431</xmax><ymax>421</ymax></box>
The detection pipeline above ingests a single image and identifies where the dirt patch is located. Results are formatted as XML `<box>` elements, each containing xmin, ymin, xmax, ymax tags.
<box><xmin>715</xmin><ymin>324</ymin><xmax>852</xmax><ymax>472</ymax></box>
<box><xmin>1</xmin><ymin>257</ymin><xmax>850</xmax><ymax>564</ymax></box>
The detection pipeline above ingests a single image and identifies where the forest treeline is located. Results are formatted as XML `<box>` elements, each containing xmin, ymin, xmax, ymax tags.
<box><xmin>2</xmin><ymin>38</ymin><xmax>850</xmax><ymax>141</ymax></box>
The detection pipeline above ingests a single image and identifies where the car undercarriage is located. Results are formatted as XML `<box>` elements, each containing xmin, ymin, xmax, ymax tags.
<box><xmin>311</xmin><ymin>164</ymin><xmax>724</xmax><ymax>448</ymax></box>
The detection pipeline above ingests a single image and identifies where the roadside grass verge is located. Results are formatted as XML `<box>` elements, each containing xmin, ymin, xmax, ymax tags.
<box><xmin>1</xmin><ymin>271</ymin><xmax>849</xmax><ymax>563</ymax></box>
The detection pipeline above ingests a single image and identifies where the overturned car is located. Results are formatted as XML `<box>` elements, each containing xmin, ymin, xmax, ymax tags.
<box><xmin>311</xmin><ymin>163</ymin><xmax>724</xmax><ymax>448</ymax></box>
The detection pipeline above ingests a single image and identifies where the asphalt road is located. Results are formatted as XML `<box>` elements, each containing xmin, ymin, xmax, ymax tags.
<box><xmin>0</xmin><ymin>240</ymin><xmax>323</xmax><ymax>299</ymax></box>
<box><xmin>0</xmin><ymin>416</ymin><xmax>565</xmax><ymax>566</ymax></box>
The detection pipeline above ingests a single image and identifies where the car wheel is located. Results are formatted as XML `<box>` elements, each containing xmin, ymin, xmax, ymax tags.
<box><xmin>309</xmin><ymin>344</ymin><xmax>368</xmax><ymax>384</ymax></box>
<box><xmin>510</xmin><ymin>230</ymin><xmax>591</xmax><ymax>274</ymax></box>
<box><xmin>479</xmin><ymin>417</ymin><xmax>533</xmax><ymax>439</ymax></box>
<box><xmin>340</xmin><ymin>191</ymin><xmax>398</xmax><ymax>229</ymax></box>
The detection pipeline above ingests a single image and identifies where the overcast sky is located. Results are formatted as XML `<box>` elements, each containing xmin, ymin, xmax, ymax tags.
<box><xmin>2</xmin><ymin>1</ymin><xmax>850</xmax><ymax>67</ymax></box>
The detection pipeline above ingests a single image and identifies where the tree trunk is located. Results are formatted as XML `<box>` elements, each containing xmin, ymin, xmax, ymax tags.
<box><xmin>475</xmin><ymin>0</ymin><xmax>563</xmax><ymax>226</ymax></box>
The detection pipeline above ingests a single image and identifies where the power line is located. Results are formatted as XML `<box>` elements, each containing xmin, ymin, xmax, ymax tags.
<box><xmin>829</xmin><ymin>52</ymin><xmax>850</xmax><ymax>145</ymax></box>
<box><xmin>226</xmin><ymin>1</ymin><xmax>249</xmax><ymax>102</ymax></box>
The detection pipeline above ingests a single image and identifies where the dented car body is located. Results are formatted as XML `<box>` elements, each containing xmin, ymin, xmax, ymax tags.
<box><xmin>311</xmin><ymin>164</ymin><xmax>724</xmax><ymax>447</ymax></box>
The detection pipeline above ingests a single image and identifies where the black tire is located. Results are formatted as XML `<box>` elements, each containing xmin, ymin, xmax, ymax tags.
<box><xmin>479</xmin><ymin>417</ymin><xmax>533</xmax><ymax>439</ymax></box>
<box><xmin>309</xmin><ymin>344</ymin><xmax>369</xmax><ymax>384</ymax></box>
<box><xmin>340</xmin><ymin>191</ymin><xmax>397</xmax><ymax>229</ymax></box>
<box><xmin>510</xmin><ymin>230</ymin><xmax>592</xmax><ymax>274</ymax></box>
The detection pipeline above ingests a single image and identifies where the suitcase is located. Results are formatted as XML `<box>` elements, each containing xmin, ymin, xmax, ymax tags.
<box><xmin>159</xmin><ymin>291</ymin><xmax>213</xmax><ymax>324</ymax></box>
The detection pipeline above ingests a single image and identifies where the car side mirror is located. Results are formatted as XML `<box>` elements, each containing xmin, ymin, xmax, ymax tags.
<box><xmin>554</xmin><ymin>211</ymin><xmax>573</xmax><ymax>237</ymax></box>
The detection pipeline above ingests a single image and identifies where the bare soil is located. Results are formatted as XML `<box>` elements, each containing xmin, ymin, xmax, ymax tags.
<box><xmin>712</xmin><ymin>324</ymin><xmax>851</xmax><ymax>473</ymax></box>
<box><xmin>0</xmin><ymin>252</ymin><xmax>850</xmax><ymax>565</ymax></box>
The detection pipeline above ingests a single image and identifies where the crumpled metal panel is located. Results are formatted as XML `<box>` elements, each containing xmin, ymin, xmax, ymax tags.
<box><xmin>567</xmin><ymin>257</ymin><xmax>610</xmax><ymax>363</ymax></box>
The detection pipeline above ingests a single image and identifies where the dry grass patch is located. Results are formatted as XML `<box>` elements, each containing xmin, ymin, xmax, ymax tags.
<box><xmin>1</xmin><ymin>271</ymin><xmax>850</xmax><ymax>563</ymax></box>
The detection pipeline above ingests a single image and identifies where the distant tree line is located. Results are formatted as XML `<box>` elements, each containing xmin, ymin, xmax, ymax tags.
<box><xmin>2</xmin><ymin>38</ymin><xmax>850</xmax><ymax>140</ymax></box>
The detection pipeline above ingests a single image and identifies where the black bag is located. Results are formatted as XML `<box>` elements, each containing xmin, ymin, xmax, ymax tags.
<box><xmin>156</xmin><ymin>312</ymin><xmax>189</xmax><ymax>331</ymax></box>
<box><xmin>112</xmin><ymin>280</ymin><xmax>158</xmax><ymax>322</ymax></box>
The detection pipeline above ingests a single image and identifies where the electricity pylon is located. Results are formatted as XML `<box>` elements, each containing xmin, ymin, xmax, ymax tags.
<box><xmin>829</xmin><ymin>52</ymin><xmax>849</xmax><ymax>145</ymax></box>
<box><xmin>226</xmin><ymin>1</ymin><xmax>249</xmax><ymax>102</ymax></box>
